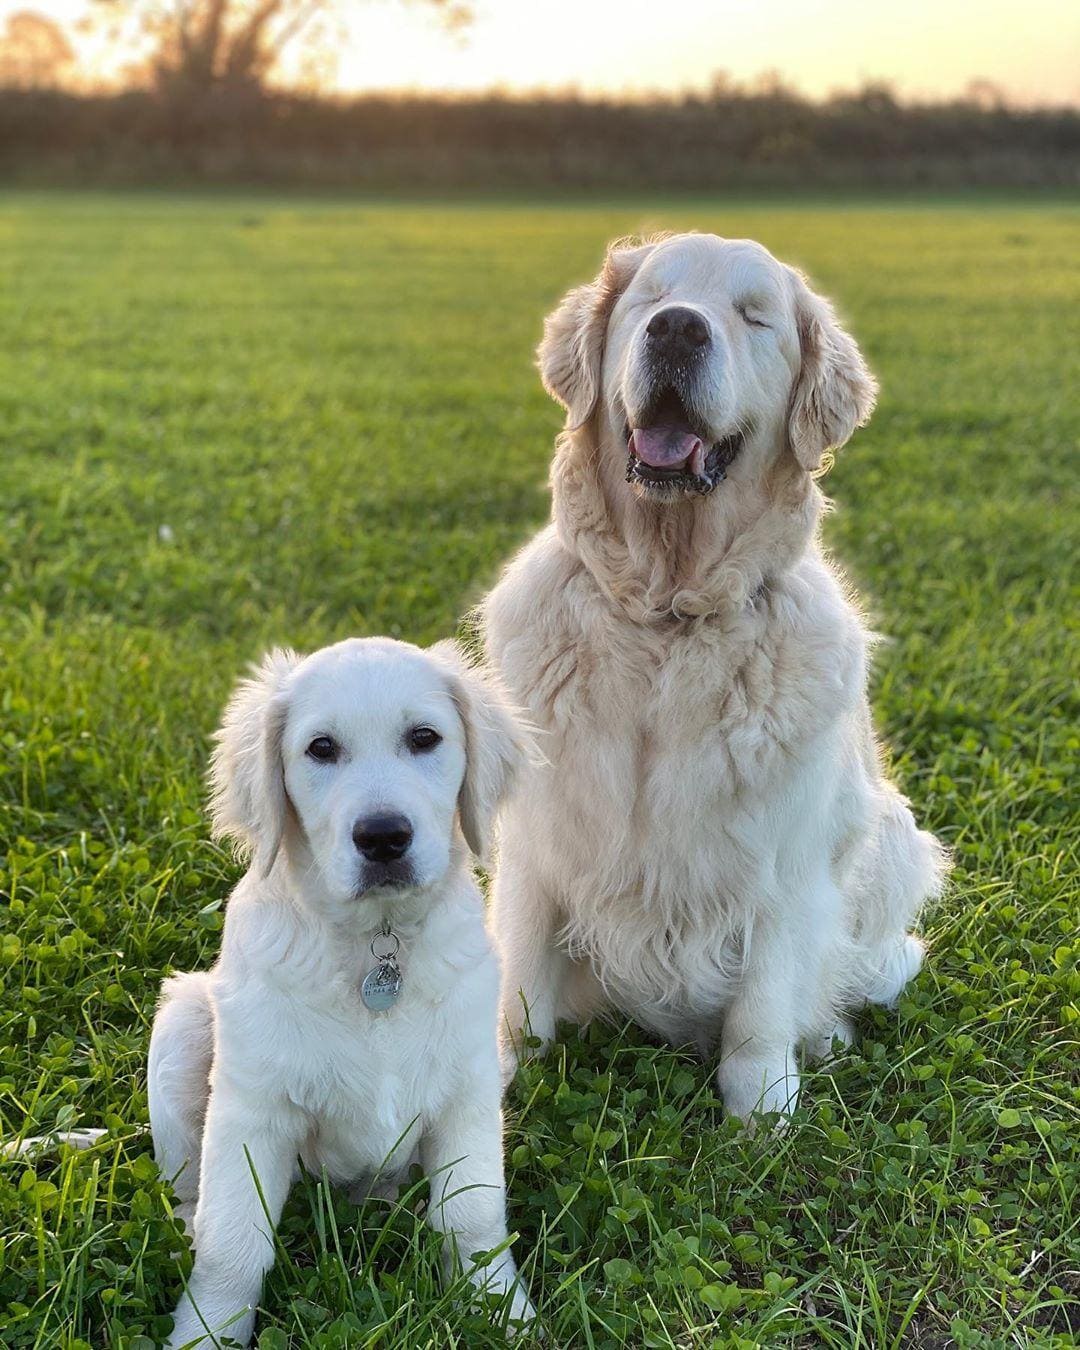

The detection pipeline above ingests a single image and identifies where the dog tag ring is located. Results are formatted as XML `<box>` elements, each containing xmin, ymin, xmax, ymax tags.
<box><xmin>361</xmin><ymin>925</ymin><xmax>403</xmax><ymax>1013</ymax></box>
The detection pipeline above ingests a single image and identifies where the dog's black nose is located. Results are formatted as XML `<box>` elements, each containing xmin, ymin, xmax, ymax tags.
<box><xmin>352</xmin><ymin>813</ymin><xmax>413</xmax><ymax>863</ymax></box>
<box><xmin>646</xmin><ymin>305</ymin><xmax>710</xmax><ymax>362</ymax></box>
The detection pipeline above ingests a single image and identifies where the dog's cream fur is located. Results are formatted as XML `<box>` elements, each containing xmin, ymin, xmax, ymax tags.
<box><xmin>149</xmin><ymin>638</ymin><xmax>535</xmax><ymax>1348</ymax></box>
<box><xmin>483</xmin><ymin>233</ymin><xmax>948</xmax><ymax>1121</ymax></box>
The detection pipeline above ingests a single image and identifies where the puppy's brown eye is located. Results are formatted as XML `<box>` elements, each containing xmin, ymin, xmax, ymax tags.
<box><xmin>408</xmin><ymin>726</ymin><xmax>441</xmax><ymax>752</ymax></box>
<box><xmin>307</xmin><ymin>736</ymin><xmax>338</xmax><ymax>763</ymax></box>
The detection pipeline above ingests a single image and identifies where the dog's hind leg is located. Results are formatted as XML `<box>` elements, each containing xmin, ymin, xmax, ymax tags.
<box><xmin>852</xmin><ymin>789</ymin><xmax>948</xmax><ymax>1008</ymax></box>
<box><xmin>148</xmin><ymin>971</ymin><xmax>214</xmax><ymax>1230</ymax></box>
<box><xmin>861</xmin><ymin>932</ymin><xmax>928</xmax><ymax>1007</ymax></box>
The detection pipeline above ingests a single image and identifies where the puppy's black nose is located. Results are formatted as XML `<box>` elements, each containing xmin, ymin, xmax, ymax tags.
<box><xmin>646</xmin><ymin>305</ymin><xmax>710</xmax><ymax>362</ymax></box>
<box><xmin>352</xmin><ymin>813</ymin><xmax>413</xmax><ymax>863</ymax></box>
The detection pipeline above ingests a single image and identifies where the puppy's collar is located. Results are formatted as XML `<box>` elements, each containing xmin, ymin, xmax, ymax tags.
<box><xmin>361</xmin><ymin>919</ymin><xmax>404</xmax><ymax>1013</ymax></box>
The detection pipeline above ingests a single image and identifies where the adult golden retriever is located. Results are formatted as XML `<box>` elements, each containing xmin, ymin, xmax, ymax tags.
<box><xmin>482</xmin><ymin>232</ymin><xmax>947</xmax><ymax>1122</ymax></box>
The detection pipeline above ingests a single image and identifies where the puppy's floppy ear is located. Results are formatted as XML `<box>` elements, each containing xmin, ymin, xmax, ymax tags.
<box><xmin>538</xmin><ymin>238</ymin><xmax>656</xmax><ymax>429</ymax></box>
<box><xmin>209</xmin><ymin>648</ymin><xmax>300</xmax><ymax>877</ymax></box>
<box><xmin>786</xmin><ymin>270</ymin><xmax>878</xmax><ymax>473</ymax></box>
<box><xmin>430</xmin><ymin>641</ymin><xmax>532</xmax><ymax>864</ymax></box>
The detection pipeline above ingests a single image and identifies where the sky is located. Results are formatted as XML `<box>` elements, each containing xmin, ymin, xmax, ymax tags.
<box><xmin>4</xmin><ymin>0</ymin><xmax>1079</xmax><ymax>106</ymax></box>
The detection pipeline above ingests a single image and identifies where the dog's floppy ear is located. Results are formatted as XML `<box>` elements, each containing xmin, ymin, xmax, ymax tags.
<box><xmin>538</xmin><ymin>238</ymin><xmax>656</xmax><ymax>429</ymax></box>
<box><xmin>786</xmin><ymin>270</ymin><xmax>878</xmax><ymax>473</ymax></box>
<box><xmin>431</xmin><ymin>642</ymin><xmax>532</xmax><ymax>864</ymax></box>
<box><xmin>209</xmin><ymin>648</ymin><xmax>300</xmax><ymax>877</ymax></box>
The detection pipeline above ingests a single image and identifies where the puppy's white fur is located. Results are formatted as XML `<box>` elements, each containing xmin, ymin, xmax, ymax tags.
<box><xmin>483</xmin><ymin>233</ymin><xmax>948</xmax><ymax>1122</ymax></box>
<box><xmin>149</xmin><ymin>637</ymin><xmax>535</xmax><ymax>1348</ymax></box>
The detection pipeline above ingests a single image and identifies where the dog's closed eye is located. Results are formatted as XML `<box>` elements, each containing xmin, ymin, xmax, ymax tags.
<box><xmin>735</xmin><ymin>301</ymin><xmax>770</xmax><ymax>329</ymax></box>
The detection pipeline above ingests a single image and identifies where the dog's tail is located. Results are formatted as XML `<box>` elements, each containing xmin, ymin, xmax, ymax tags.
<box><xmin>2</xmin><ymin>1127</ymin><xmax>119</xmax><ymax>1159</ymax></box>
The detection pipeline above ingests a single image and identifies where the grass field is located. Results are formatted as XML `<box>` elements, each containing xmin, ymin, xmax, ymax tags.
<box><xmin>0</xmin><ymin>192</ymin><xmax>1077</xmax><ymax>1349</ymax></box>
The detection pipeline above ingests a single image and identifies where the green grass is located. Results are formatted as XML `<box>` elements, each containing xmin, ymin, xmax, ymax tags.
<box><xmin>1</xmin><ymin>191</ymin><xmax>1077</xmax><ymax>1349</ymax></box>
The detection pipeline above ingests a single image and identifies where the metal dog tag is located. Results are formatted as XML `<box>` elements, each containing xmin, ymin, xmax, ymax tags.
<box><xmin>361</xmin><ymin>959</ymin><xmax>403</xmax><ymax>1012</ymax></box>
<box><xmin>361</xmin><ymin>924</ymin><xmax>403</xmax><ymax>1013</ymax></box>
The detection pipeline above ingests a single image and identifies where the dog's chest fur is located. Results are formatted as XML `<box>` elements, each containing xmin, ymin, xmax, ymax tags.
<box><xmin>215</xmin><ymin>891</ymin><xmax>498</xmax><ymax>1182</ymax></box>
<box><xmin>487</xmin><ymin>530</ymin><xmax>864</xmax><ymax>1021</ymax></box>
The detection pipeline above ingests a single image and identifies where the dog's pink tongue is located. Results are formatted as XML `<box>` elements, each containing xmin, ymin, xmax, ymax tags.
<box><xmin>630</xmin><ymin>426</ymin><xmax>703</xmax><ymax>469</ymax></box>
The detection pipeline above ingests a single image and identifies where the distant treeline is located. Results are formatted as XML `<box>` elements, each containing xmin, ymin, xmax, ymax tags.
<box><xmin>1</xmin><ymin>84</ymin><xmax>1078</xmax><ymax>189</ymax></box>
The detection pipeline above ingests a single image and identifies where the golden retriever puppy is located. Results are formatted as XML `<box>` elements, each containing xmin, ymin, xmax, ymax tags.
<box><xmin>483</xmin><ymin>233</ymin><xmax>948</xmax><ymax>1123</ymax></box>
<box><xmin>149</xmin><ymin>638</ymin><xmax>535</xmax><ymax>1347</ymax></box>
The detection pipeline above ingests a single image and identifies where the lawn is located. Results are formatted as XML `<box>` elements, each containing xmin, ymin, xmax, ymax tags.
<box><xmin>0</xmin><ymin>192</ymin><xmax>1077</xmax><ymax>1349</ymax></box>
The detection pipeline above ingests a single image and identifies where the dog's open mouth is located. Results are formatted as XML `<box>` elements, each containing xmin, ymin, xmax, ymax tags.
<box><xmin>625</xmin><ymin>387</ymin><xmax>742</xmax><ymax>496</ymax></box>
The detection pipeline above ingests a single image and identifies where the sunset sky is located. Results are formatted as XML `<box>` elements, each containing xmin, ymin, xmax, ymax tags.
<box><xmin>5</xmin><ymin>0</ymin><xmax>1079</xmax><ymax>105</ymax></box>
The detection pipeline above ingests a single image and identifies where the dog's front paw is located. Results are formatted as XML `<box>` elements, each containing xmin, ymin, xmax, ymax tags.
<box><xmin>499</xmin><ymin>1025</ymin><xmax>539</xmax><ymax>1090</ymax></box>
<box><xmin>499</xmin><ymin>1039</ymin><xmax>523</xmax><ymax>1090</ymax></box>
<box><xmin>165</xmin><ymin>1303</ymin><xmax>208</xmax><ymax>1350</ymax></box>
<box><xmin>166</xmin><ymin>1291</ymin><xmax>256</xmax><ymax>1349</ymax></box>
<box><xmin>468</xmin><ymin>1255</ymin><xmax>537</xmax><ymax>1337</ymax></box>
<box><xmin>489</xmin><ymin>1273</ymin><xmax>537</xmax><ymax>1338</ymax></box>
<box><xmin>717</xmin><ymin>1047</ymin><xmax>800</xmax><ymax>1127</ymax></box>
<box><xmin>505</xmin><ymin>1285</ymin><xmax>538</xmax><ymax>1338</ymax></box>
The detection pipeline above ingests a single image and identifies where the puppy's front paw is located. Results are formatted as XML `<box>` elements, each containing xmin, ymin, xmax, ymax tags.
<box><xmin>491</xmin><ymin>1274</ymin><xmax>537</xmax><ymax>1338</ymax></box>
<box><xmin>505</xmin><ymin>1289</ymin><xmax>538</xmax><ymax>1338</ymax></box>
<box><xmin>717</xmin><ymin>1048</ymin><xmax>800</xmax><ymax>1128</ymax></box>
<box><xmin>165</xmin><ymin>1302</ymin><xmax>209</xmax><ymax>1350</ymax></box>
<box><xmin>467</xmin><ymin>1254</ymin><xmax>537</xmax><ymax>1337</ymax></box>
<box><xmin>166</xmin><ymin>1291</ymin><xmax>256</xmax><ymax>1349</ymax></box>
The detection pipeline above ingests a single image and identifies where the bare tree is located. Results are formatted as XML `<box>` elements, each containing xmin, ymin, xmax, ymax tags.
<box><xmin>964</xmin><ymin>79</ymin><xmax>1008</xmax><ymax>111</ymax></box>
<box><xmin>0</xmin><ymin>10</ymin><xmax>75</xmax><ymax>89</ymax></box>
<box><xmin>90</xmin><ymin>0</ymin><xmax>472</xmax><ymax>95</ymax></box>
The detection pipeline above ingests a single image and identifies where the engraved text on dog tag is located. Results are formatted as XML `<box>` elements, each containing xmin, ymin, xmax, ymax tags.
<box><xmin>361</xmin><ymin>959</ymin><xmax>403</xmax><ymax>1012</ymax></box>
